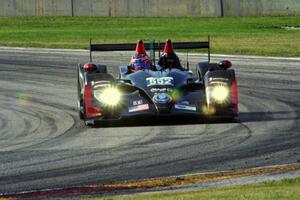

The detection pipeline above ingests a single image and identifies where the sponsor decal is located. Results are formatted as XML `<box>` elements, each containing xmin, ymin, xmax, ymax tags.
<box><xmin>178</xmin><ymin>100</ymin><xmax>189</xmax><ymax>105</ymax></box>
<box><xmin>150</xmin><ymin>88</ymin><xmax>173</xmax><ymax>93</ymax></box>
<box><xmin>128</xmin><ymin>104</ymin><xmax>149</xmax><ymax>113</ymax></box>
<box><xmin>174</xmin><ymin>104</ymin><xmax>197</xmax><ymax>111</ymax></box>
<box><xmin>208</xmin><ymin>77</ymin><xmax>229</xmax><ymax>82</ymax></box>
<box><xmin>132</xmin><ymin>100</ymin><xmax>143</xmax><ymax>106</ymax></box>
<box><xmin>153</xmin><ymin>93</ymin><xmax>172</xmax><ymax>104</ymax></box>
<box><xmin>208</xmin><ymin>78</ymin><xmax>229</xmax><ymax>85</ymax></box>
<box><xmin>92</xmin><ymin>81</ymin><xmax>111</xmax><ymax>89</ymax></box>
<box><xmin>146</xmin><ymin>77</ymin><xmax>174</xmax><ymax>87</ymax></box>
<box><xmin>91</xmin><ymin>80</ymin><xmax>111</xmax><ymax>86</ymax></box>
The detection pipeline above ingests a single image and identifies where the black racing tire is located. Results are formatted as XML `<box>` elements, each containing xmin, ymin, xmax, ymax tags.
<box><xmin>79</xmin><ymin>111</ymin><xmax>84</xmax><ymax>120</ymax></box>
<box><xmin>77</xmin><ymin>65</ymin><xmax>85</xmax><ymax>120</ymax></box>
<box><xmin>78</xmin><ymin>99</ymin><xmax>84</xmax><ymax>120</ymax></box>
<box><xmin>77</xmin><ymin>65</ymin><xmax>83</xmax><ymax>120</ymax></box>
<box><xmin>84</xmin><ymin>119</ymin><xmax>95</xmax><ymax>127</ymax></box>
<box><xmin>227</xmin><ymin>69</ymin><xmax>236</xmax><ymax>81</ymax></box>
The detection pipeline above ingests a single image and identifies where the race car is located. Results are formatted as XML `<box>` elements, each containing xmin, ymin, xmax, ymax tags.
<box><xmin>77</xmin><ymin>38</ymin><xmax>238</xmax><ymax>126</ymax></box>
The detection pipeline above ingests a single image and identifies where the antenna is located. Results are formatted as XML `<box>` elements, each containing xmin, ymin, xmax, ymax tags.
<box><xmin>186</xmin><ymin>50</ymin><xmax>189</xmax><ymax>71</ymax></box>
<box><xmin>89</xmin><ymin>38</ymin><xmax>92</xmax><ymax>63</ymax></box>
<box><xmin>153</xmin><ymin>40</ymin><xmax>156</xmax><ymax>65</ymax></box>
<box><xmin>158</xmin><ymin>40</ymin><xmax>161</xmax><ymax>58</ymax></box>
<box><xmin>208</xmin><ymin>35</ymin><xmax>211</xmax><ymax>63</ymax></box>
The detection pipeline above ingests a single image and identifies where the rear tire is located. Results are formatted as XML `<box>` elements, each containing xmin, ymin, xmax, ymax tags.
<box><xmin>79</xmin><ymin>109</ymin><xmax>84</xmax><ymax>120</ymax></box>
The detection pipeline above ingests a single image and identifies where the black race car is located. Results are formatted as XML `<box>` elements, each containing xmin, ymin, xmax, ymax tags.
<box><xmin>77</xmin><ymin>38</ymin><xmax>238</xmax><ymax>126</ymax></box>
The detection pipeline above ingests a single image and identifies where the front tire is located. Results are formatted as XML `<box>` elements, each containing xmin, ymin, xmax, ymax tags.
<box><xmin>85</xmin><ymin>119</ymin><xmax>95</xmax><ymax>126</ymax></box>
<box><xmin>78</xmin><ymin>98</ymin><xmax>85</xmax><ymax>120</ymax></box>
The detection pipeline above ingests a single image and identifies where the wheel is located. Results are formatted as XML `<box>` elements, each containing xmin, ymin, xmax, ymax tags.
<box><xmin>77</xmin><ymin>65</ymin><xmax>85</xmax><ymax>120</ymax></box>
<box><xmin>85</xmin><ymin>119</ymin><xmax>95</xmax><ymax>126</ymax></box>
<box><xmin>78</xmin><ymin>105</ymin><xmax>84</xmax><ymax>120</ymax></box>
<box><xmin>77</xmin><ymin>95</ymin><xmax>85</xmax><ymax>120</ymax></box>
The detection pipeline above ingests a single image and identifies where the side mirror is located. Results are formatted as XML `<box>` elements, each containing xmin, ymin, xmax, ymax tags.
<box><xmin>218</xmin><ymin>60</ymin><xmax>232</xmax><ymax>70</ymax></box>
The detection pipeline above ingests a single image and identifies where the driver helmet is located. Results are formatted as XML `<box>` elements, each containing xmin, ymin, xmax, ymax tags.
<box><xmin>130</xmin><ymin>40</ymin><xmax>151</xmax><ymax>72</ymax></box>
<box><xmin>130</xmin><ymin>55</ymin><xmax>151</xmax><ymax>72</ymax></box>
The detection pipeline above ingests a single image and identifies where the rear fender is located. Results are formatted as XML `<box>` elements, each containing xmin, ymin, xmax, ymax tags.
<box><xmin>196</xmin><ymin>62</ymin><xmax>218</xmax><ymax>82</ymax></box>
<box><xmin>78</xmin><ymin>63</ymin><xmax>110</xmax><ymax>95</ymax></box>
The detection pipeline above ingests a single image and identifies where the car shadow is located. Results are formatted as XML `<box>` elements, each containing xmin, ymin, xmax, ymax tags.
<box><xmin>237</xmin><ymin>110</ymin><xmax>299</xmax><ymax>123</ymax></box>
<box><xmin>90</xmin><ymin>115</ymin><xmax>237</xmax><ymax>128</ymax></box>
<box><xmin>88</xmin><ymin>110</ymin><xmax>300</xmax><ymax>128</ymax></box>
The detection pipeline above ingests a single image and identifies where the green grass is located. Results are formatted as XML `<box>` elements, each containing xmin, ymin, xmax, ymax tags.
<box><xmin>85</xmin><ymin>178</ymin><xmax>300</xmax><ymax>200</ymax></box>
<box><xmin>0</xmin><ymin>16</ymin><xmax>300</xmax><ymax>56</ymax></box>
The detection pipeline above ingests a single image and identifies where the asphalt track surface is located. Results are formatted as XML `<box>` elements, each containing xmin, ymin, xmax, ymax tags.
<box><xmin>0</xmin><ymin>48</ymin><xmax>300</xmax><ymax>195</ymax></box>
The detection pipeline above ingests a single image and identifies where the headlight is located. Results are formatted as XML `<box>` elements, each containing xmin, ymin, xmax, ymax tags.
<box><xmin>94</xmin><ymin>87</ymin><xmax>121</xmax><ymax>106</ymax></box>
<box><xmin>211</xmin><ymin>85</ymin><xmax>230</xmax><ymax>103</ymax></box>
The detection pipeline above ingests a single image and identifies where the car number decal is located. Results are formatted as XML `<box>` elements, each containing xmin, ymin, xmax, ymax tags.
<box><xmin>146</xmin><ymin>77</ymin><xmax>174</xmax><ymax>87</ymax></box>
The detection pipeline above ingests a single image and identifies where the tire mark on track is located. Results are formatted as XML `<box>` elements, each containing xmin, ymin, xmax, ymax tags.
<box><xmin>1</xmin><ymin>50</ymin><xmax>300</xmax><ymax>194</ymax></box>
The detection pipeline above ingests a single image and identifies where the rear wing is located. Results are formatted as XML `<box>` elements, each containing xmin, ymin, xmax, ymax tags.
<box><xmin>89</xmin><ymin>36</ymin><xmax>211</xmax><ymax>63</ymax></box>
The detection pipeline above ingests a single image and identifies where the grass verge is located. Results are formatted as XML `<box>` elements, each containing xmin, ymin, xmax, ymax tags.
<box><xmin>1</xmin><ymin>164</ymin><xmax>300</xmax><ymax>199</ymax></box>
<box><xmin>86</xmin><ymin>163</ymin><xmax>300</xmax><ymax>190</ymax></box>
<box><xmin>0</xmin><ymin>16</ymin><xmax>300</xmax><ymax>56</ymax></box>
<box><xmin>89</xmin><ymin>177</ymin><xmax>300</xmax><ymax>200</ymax></box>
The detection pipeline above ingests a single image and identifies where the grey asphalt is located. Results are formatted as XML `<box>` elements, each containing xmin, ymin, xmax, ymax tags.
<box><xmin>0</xmin><ymin>48</ymin><xmax>300</xmax><ymax>195</ymax></box>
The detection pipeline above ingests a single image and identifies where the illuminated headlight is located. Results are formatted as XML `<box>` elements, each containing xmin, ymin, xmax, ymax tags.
<box><xmin>94</xmin><ymin>87</ymin><xmax>121</xmax><ymax>106</ymax></box>
<box><xmin>211</xmin><ymin>85</ymin><xmax>230</xmax><ymax>103</ymax></box>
